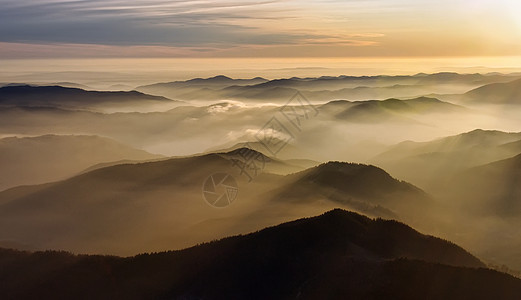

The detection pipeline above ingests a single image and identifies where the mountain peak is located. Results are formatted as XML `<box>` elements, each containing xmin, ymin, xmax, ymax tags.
<box><xmin>294</xmin><ymin>161</ymin><xmax>397</xmax><ymax>189</ymax></box>
<box><xmin>283</xmin><ymin>161</ymin><xmax>427</xmax><ymax>206</ymax></box>
<box><xmin>408</xmin><ymin>96</ymin><xmax>442</xmax><ymax>103</ymax></box>
<box><xmin>461</xmin><ymin>128</ymin><xmax>520</xmax><ymax>139</ymax></box>
<box><xmin>308</xmin><ymin>161</ymin><xmax>386</xmax><ymax>175</ymax></box>
<box><xmin>0</xmin><ymin>209</ymin><xmax>506</xmax><ymax>299</ymax></box>
<box><xmin>209</xmin><ymin>75</ymin><xmax>232</xmax><ymax>80</ymax></box>
<box><xmin>222</xmin><ymin>147</ymin><xmax>270</xmax><ymax>160</ymax></box>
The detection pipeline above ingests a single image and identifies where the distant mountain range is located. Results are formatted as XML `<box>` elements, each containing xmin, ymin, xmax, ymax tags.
<box><xmin>4</xmin><ymin>73</ymin><xmax>520</xmax><ymax>107</ymax></box>
<box><xmin>0</xmin><ymin>82</ymin><xmax>93</xmax><ymax>90</ymax></box>
<box><xmin>0</xmin><ymin>94</ymin><xmax>475</xmax><ymax>164</ymax></box>
<box><xmin>0</xmin><ymin>85</ymin><xmax>177</xmax><ymax>111</ymax></box>
<box><xmin>2</xmin><ymin>209</ymin><xmax>520</xmax><ymax>299</ymax></box>
<box><xmin>136</xmin><ymin>73</ymin><xmax>521</xmax><ymax>102</ymax></box>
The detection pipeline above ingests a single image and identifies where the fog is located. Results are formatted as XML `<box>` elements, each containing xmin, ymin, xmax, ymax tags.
<box><xmin>1</xmin><ymin>72</ymin><xmax>521</xmax><ymax>276</ymax></box>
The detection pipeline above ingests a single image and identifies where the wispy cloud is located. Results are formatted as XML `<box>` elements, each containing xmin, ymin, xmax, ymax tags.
<box><xmin>0</xmin><ymin>0</ymin><xmax>519</xmax><ymax>58</ymax></box>
<box><xmin>0</xmin><ymin>0</ymin><xmax>380</xmax><ymax>47</ymax></box>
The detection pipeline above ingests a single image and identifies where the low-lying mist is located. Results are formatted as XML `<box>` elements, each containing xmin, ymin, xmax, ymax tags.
<box><xmin>1</xmin><ymin>72</ymin><xmax>521</xmax><ymax>275</ymax></box>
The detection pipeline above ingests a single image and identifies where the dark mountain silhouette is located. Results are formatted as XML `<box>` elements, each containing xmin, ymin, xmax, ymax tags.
<box><xmin>1</xmin><ymin>82</ymin><xmax>93</xmax><ymax>89</ymax></box>
<box><xmin>463</xmin><ymin>78</ymin><xmax>521</xmax><ymax>104</ymax></box>
<box><xmin>271</xmin><ymin>162</ymin><xmax>431</xmax><ymax>220</ymax></box>
<box><xmin>283</xmin><ymin>162</ymin><xmax>424</xmax><ymax>199</ymax></box>
<box><xmin>51</xmin><ymin>82</ymin><xmax>92</xmax><ymax>89</ymax></box>
<box><xmin>2</xmin><ymin>209</ymin><xmax>521</xmax><ymax>300</ymax></box>
<box><xmin>0</xmin><ymin>85</ymin><xmax>176</xmax><ymax>110</ymax></box>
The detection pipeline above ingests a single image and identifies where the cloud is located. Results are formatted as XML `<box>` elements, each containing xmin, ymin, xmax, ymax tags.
<box><xmin>206</xmin><ymin>101</ymin><xmax>246</xmax><ymax>114</ymax></box>
<box><xmin>0</xmin><ymin>0</ymin><xmax>380</xmax><ymax>49</ymax></box>
<box><xmin>1</xmin><ymin>0</ymin><xmax>519</xmax><ymax>58</ymax></box>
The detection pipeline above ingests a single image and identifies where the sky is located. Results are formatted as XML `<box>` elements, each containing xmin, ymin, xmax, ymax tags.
<box><xmin>1</xmin><ymin>0</ymin><xmax>521</xmax><ymax>59</ymax></box>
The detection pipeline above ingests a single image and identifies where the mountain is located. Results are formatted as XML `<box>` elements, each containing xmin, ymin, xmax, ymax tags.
<box><xmin>463</xmin><ymin>78</ymin><xmax>521</xmax><ymax>104</ymax></box>
<box><xmin>136</xmin><ymin>75</ymin><xmax>268</xmax><ymax>100</ymax></box>
<box><xmin>439</xmin><ymin>153</ymin><xmax>521</xmax><ymax>270</ymax></box>
<box><xmin>50</xmin><ymin>82</ymin><xmax>92</xmax><ymax>89</ymax></box>
<box><xmin>330</xmin><ymin>97</ymin><xmax>464</xmax><ymax>123</ymax></box>
<box><xmin>2</xmin><ymin>209</ymin><xmax>520</xmax><ymax>300</ymax></box>
<box><xmin>0</xmin><ymin>134</ymin><xmax>163</xmax><ymax>191</ymax></box>
<box><xmin>0</xmin><ymin>85</ymin><xmax>176</xmax><ymax>111</ymax></box>
<box><xmin>237</xmin><ymin>72</ymin><xmax>517</xmax><ymax>91</ymax></box>
<box><xmin>184</xmin><ymin>75</ymin><xmax>267</xmax><ymax>85</ymax></box>
<box><xmin>2</xmin><ymin>82</ymin><xmax>93</xmax><ymax>89</ymax></box>
<box><xmin>0</xmin><ymin>149</ymin><xmax>429</xmax><ymax>255</ymax></box>
<box><xmin>275</xmin><ymin>162</ymin><xmax>428</xmax><ymax>211</ymax></box>
<box><xmin>260</xmin><ymin>161</ymin><xmax>438</xmax><ymax>229</ymax></box>
<box><xmin>204</xmin><ymin>140</ymin><xmax>318</xmax><ymax>162</ymax></box>
<box><xmin>136</xmin><ymin>73</ymin><xmax>521</xmax><ymax>103</ymax></box>
<box><xmin>0</xmin><ymin>93</ymin><xmax>489</xmax><ymax>165</ymax></box>
<box><xmin>372</xmin><ymin>129</ymin><xmax>521</xmax><ymax>190</ymax></box>
<box><xmin>0</xmin><ymin>149</ymin><xmax>291</xmax><ymax>254</ymax></box>
<box><xmin>217</xmin><ymin>147</ymin><xmax>315</xmax><ymax>175</ymax></box>
<box><xmin>446</xmin><ymin>153</ymin><xmax>521</xmax><ymax>216</ymax></box>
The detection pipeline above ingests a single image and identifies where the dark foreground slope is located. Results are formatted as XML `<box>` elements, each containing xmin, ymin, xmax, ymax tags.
<box><xmin>1</xmin><ymin>209</ymin><xmax>520</xmax><ymax>300</ymax></box>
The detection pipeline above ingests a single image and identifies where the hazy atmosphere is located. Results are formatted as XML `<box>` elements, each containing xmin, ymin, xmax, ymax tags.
<box><xmin>1</xmin><ymin>0</ymin><xmax>521</xmax><ymax>299</ymax></box>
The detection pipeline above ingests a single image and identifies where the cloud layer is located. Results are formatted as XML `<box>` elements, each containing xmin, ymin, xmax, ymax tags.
<box><xmin>1</xmin><ymin>0</ymin><xmax>520</xmax><ymax>58</ymax></box>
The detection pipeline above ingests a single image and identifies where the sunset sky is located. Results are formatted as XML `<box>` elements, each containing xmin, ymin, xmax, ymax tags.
<box><xmin>1</xmin><ymin>0</ymin><xmax>521</xmax><ymax>58</ymax></box>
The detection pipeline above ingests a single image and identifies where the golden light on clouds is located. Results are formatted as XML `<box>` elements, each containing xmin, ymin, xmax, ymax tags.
<box><xmin>0</xmin><ymin>0</ymin><xmax>520</xmax><ymax>60</ymax></box>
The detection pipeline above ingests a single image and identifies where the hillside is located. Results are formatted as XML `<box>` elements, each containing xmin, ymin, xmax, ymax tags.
<box><xmin>332</xmin><ymin>97</ymin><xmax>464</xmax><ymax>123</ymax></box>
<box><xmin>3</xmin><ymin>209</ymin><xmax>519</xmax><ymax>300</ymax></box>
<box><xmin>0</xmin><ymin>150</ymin><xmax>429</xmax><ymax>255</ymax></box>
<box><xmin>446</xmin><ymin>153</ymin><xmax>521</xmax><ymax>216</ymax></box>
<box><xmin>372</xmin><ymin>129</ymin><xmax>521</xmax><ymax>190</ymax></box>
<box><xmin>463</xmin><ymin>78</ymin><xmax>521</xmax><ymax>104</ymax></box>
<box><xmin>0</xmin><ymin>134</ymin><xmax>163</xmax><ymax>191</ymax></box>
<box><xmin>268</xmin><ymin>161</ymin><xmax>432</xmax><ymax>222</ymax></box>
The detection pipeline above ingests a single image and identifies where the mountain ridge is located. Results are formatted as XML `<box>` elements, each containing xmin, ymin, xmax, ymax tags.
<box><xmin>2</xmin><ymin>209</ymin><xmax>520</xmax><ymax>299</ymax></box>
<box><xmin>0</xmin><ymin>85</ymin><xmax>177</xmax><ymax>110</ymax></box>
